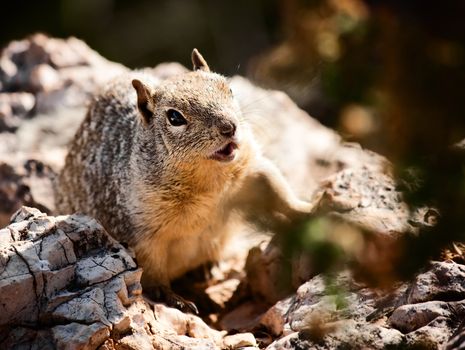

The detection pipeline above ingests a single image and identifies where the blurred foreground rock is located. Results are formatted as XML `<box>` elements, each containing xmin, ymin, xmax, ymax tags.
<box><xmin>0</xmin><ymin>34</ymin><xmax>464</xmax><ymax>349</ymax></box>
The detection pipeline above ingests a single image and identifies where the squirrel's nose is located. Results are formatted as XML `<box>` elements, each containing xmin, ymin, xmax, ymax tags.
<box><xmin>220</xmin><ymin>121</ymin><xmax>236</xmax><ymax>138</ymax></box>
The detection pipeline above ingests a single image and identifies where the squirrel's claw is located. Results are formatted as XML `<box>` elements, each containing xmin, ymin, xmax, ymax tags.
<box><xmin>144</xmin><ymin>285</ymin><xmax>199</xmax><ymax>315</ymax></box>
<box><xmin>164</xmin><ymin>290</ymin><xmax>199</xmax><ymax>314</ymax></box>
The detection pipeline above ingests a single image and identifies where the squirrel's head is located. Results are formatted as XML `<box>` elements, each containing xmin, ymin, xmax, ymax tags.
<box><xmin>132</xmin><ymin>49</ymin><xmax>243</xmax><ymax>164</ymax></box>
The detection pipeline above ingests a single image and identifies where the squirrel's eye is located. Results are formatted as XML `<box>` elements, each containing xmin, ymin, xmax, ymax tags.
<box><xmin>166</xmin><ymin>109</ymin><xmax>187</xmax><ymax>126</ymax></box>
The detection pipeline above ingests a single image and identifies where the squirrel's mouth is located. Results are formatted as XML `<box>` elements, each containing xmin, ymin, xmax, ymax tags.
<box><xmin>209</xmin><ymin>142</ymin><xmax>238</xmax><ymax>162</ymax></box>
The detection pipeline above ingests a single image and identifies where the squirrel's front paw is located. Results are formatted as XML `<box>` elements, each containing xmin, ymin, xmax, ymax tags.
<box><xmin>144</xmin><ymin>284</ymin><xmax>199</xmax><ymax>315</ymax></box>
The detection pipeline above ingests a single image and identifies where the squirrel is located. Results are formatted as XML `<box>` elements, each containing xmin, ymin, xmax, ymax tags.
<box><xmin>55</xmin><ymin>49</ymin><xmax>315</xmax><ymax>313</ymax></box>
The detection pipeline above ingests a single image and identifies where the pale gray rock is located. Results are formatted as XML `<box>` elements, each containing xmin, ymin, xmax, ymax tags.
<box><xmin>0</xmin><ymin>207</ymin><xmax>141</xmax><ymax>348</ymax></box>
<box><xmin>52</xmin><ymin>322</ymin><xmax>110</xmax><ymax>350</ymax></box>
<box><xmin>0</xmin><ymin>207</ymin><xmax>244</xmax><ymax>350</ymax></box>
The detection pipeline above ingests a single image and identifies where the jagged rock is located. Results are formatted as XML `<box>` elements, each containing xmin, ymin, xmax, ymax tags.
<box><xmin>0</xmin><ymin>207</ymin><xmax>264</xmax><ymax>349</ymax></box>
<box><xmin>0</xmin><ymin>207</ymin><xmax>141</xmax><ymax>346</ymax></box>
<box><xmin>407</xmin><ymin>261</ymin><xmax>465</xmax><ymax>304</ymax></box>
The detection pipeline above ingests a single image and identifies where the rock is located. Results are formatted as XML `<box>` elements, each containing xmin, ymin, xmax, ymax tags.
<box><xmin>0</xmin><ymin>207</ymin><xmax>139</xmax><ymax>348</ymax></box>
<box><xmin>0</xmin><ymin>92</ymin><xmax>35</xmax><ymax>131</ymax></box>
<box><xmin>319</xmin><ymin>166</ymin><xmax>411</xmax><ymax>234</ymax></box>
<box><xmin>120</xmin><ymin>300</ymin><xmax>225</xmax><ymax>350</ymax></box>
<box><xmin>408</xmin><ymin>261</ymin><xmax>465</xmax><ymax>304</ymax></box>
<box><xmin>30</xmin><ymin>64</ymin><xmax>62</xmax><ymax>92</ymax></box>
<box><xmin>404</xmin><ymin>316</ymin><xmax>454</xmax><ymax>349</ymax></box>
<box><xmin>260</xmin><ymin>296</ymin><xmax>294</xmax><ymax>336</ymax></box>
<box><xmin>0</xmin><ymin>33</ymin><xmax>128</xmax><ymax>132</ymax></box>
<box><xmin>0</xmin><ymin>208</ymin><xmax>139</xmax><ymax>327</ymax></box>
<box><xmin>266</xmin><ymin>321</ymin><xmax>405</xmax><ymax>350</ymax></box>
<box><xmin>0</xmin><ymin>207</ymin><xmax>259</xmax><ymax>349</ymax></box>
<box><xmin>389</xmin><ymin>300</ymin><xmax>454</xmax><ymax>333</ymax></box>
<box><xmin>4</xmin><ymin>108</ymin><xmax>87</xmax><ymax>170</ymax></box>
<box><xmin>219</xmin><ymin>300</ymin><xmax>269</xmax><ymax>333</ymax></box>
<box><xmin>446</xmin><ymin>321</ymin><xmax>465</xmax><ymax>350</ymax></box>
<box><xmin>259</xmin><ymin>272</ymin><xmax>380</xmax><ymax>335</ymax></box>
<box><xmin>223</xmin><ymin>333</ymin><xmax>257</xmax><ymax>348</ymax></box>
<box><xmin>153</xmin><ymin>303</ymin><xmax>225</xmax><ymax>344</ymax></box>
<box><xmin>52</xmin><ymin>322</ymin><xmax>110</xmax><ymax>350</ymax></box>
<box><xmin>311</xmin><ymin>321</ymin><xmax>405</xmax><ymax>349</ymax></box>
<box><xmin>259</xmin><ymin>267</ymin><xmax>465</xmax><ymax>349</ymax></box>
<box><xmin>0</xmin><ymin>160</ymin><xmax>55</xmax><ymax>228</ymax></box>
<box><xmin>148</xmin><ymin>62</ymin><xmax>189</xmax><ymax>79</ymax></box>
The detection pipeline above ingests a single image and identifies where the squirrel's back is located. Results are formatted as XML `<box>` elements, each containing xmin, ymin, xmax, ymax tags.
<box><xmin>55</xmin><ymin>73</ymin><xmax>160</xmax><ymax>238</ymax></box>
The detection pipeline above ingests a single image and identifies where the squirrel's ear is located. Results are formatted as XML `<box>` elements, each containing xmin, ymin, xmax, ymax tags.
<box><xmin>132</xmin><ymin>79</ymin><xmax>153</xmax><ymax>126</ymax></box>
<box><xmin>191</xmin><ymin>48</ymin><xmax>210</xmax><ymax>72</ymax></box>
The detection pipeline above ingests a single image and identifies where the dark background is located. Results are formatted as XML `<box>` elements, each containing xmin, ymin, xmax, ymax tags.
<box><xmin>0</xmin><ymin>0</ymin><xmax>280</xmax><ymax>76</ymax></box>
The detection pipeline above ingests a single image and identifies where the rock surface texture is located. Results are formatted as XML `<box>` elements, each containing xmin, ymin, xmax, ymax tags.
<box><xmin>0</xmin><ymin>207</ymin><xmax>228</xmax><ymax>349</ymax></box>
<box><xmin>0</xmin><ymin>35</ymin><xmax>464</xmax><ymax>349</ymax></box>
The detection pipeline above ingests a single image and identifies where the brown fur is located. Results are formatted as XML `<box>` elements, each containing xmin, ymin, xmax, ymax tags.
<box><xmin>55</xmin><ymin>50</ymin><xmax>313</xmax><ymax>292</ymax></box>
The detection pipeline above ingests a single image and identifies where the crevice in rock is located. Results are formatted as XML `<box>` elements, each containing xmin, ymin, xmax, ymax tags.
<box><xmin>12</xmin><ymin>245</ymin><xmax>40</xmax><ymax>307</ymax></box>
